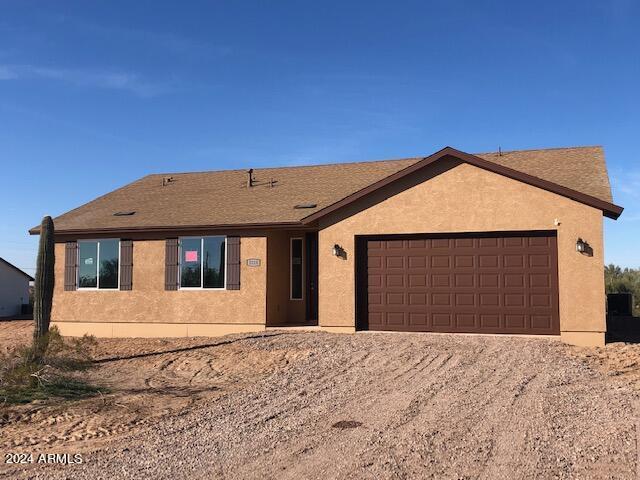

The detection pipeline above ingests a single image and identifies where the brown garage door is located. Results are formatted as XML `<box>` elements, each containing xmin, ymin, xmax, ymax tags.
<box><xmin>359</xmin><ymin>232</ymin><xmax>559</xmax><ymax>335</ymax></box>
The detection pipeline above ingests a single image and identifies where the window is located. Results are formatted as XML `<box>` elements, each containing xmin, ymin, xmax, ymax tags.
<box><xmin>78</xmin><ymin>239</ymin><xmax>120</xmax><ymax>289</ymax></box>
<box><xmin>290</xmin><ymin>238</ymin><xmax>303</xmax><ymax>300</ymax></box>
<box><xmin>179</xmin><ymin>236</ymin><xmax>226</xmax><ymax>289</ymax></box>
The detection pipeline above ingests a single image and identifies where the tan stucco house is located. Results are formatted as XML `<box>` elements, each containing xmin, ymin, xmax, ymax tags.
<box><xmin>30</xmin><ymin>146</ymin><xmax>623</xmax><ymax>346</ymax></box>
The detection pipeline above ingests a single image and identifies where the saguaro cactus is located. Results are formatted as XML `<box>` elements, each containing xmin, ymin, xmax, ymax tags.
<box><xmin>33</xmin><ymin>216</ymin><xmax>55</xmax><ymax>344</ymax></box>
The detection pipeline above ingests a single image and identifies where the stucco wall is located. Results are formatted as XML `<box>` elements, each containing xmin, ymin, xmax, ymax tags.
<box><xmin>0</xmin><ymin>263</ymin><xmax>30</xmax><ymax>317</ymax></box>
<box><xmin>317</xmin><ymin>162</ymin><xmax>606</xmax><ymax>345</ymax></box>
<box><xmin>52</xmin><ymin>236</ymin><xmax>267</xmax><ymax>335</ymax></box>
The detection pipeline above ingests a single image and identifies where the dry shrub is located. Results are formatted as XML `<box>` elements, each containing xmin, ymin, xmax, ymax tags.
<box><xmin>0</xmin><ymin>327</ymin><xmax>101</xmax><ymax>405</ymax></box>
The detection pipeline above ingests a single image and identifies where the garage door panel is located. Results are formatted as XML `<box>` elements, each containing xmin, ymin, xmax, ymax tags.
<box><xmin>531</xmin><ymin>315</ymin><xmax>553</xmax><ymax>329</ymax></box>
<box><xmin>431</xmin><ymin>256</ymin><xmax>450</xmax><ymax>268</ymax></box>
<box><xmin>408</xmin><ymin>239</ymin><xmax>426</xmax><ymax>248</ymax></box>
<box><xmin>363</xmin><ymin>232</ymin><xmax>559</xmax><ymax>335</ymax></box>
<box><xmin>408</xmin><ymin>256</ymin><xmax>426</xmax><ymax>268</ymax></box>
<box><xmin>503</xmin><ymin>273</ymin><xmax>525</xmax><ymax>287</ymax></box>
<box><xmin>504</xmin><ymin>237</ymin><xmax>525</xmax><ymax>247</ymax></box>
<box><xmin>530</xmin><ymin>294</ymin><xmax>551</xmax><ymax>307</ymax></box>
<box><xmin>409</xmin><ymin>274</ymin><xmax>427</xmax><ymax>287</ymax></box>
<box><xmin>368</xmin><ymin>292</ymin><xmax>383</xmax><ymax>305</ymax></box>
<box><xmin>454</xmin><ymin>255</ymin><xmax>474</xmax><ymax>268</ymax></box>
<box><xmin>479</xmin><ymin>274</ymin><xmax>499</xmax><ymax>287</ymax></box>
<box><xmin>386</xmin><ymin>256</ymin><xmax>405</xmax><ymax>268</ymax></box>
<box><xmin>408</xmin><ymin>292</ymin><xmax>427</xmax><ymax>305</ymax></box>
<box><xmin>479</xmin><ymin>293</ymin><xmax>500</xmax><ymax>306</ymax></box>
<box><xmin>454</xmin><ymin>273</ymin><xmax>474</xmax><ymax>287</ymax></box>
<box><xmin>432</xmin><ymin>293</ymin><xmax>451</xmax><ymax>306</ymax></box>
<box><xmin>479</xmin><ymin>255</ymin><xmax>499</xmax><ymax>268</ymax></box>
<box><xmin>456</xmin><ymin>313</ymin><xmax>476</xmax><ymax>328</ymax></box>
<box><xmin>504</xmin><ymin>255</ymin><xmax>525</xmax><ymax>268</ymax></box>
<box><xmin>431</xmin><ymin>239</ymin><xmax>450</xmax><ymax>248</ymax></box>
<box><xmin>432</xmin><ymin>313</ymin><xmax>453</xmax><ymax>327</ymax></box>
<box><xmin>529</xmin><ymin>254</ymin><xmax>550</xmax><ymax>267</ymax></box>
<box><xmin>528</xmin><ymin>237</ymin><xmax>551</xmax><ymax>247</ymax></box>
<box><xmin>368</xmin><ymin>240</ymin><xmax>383</xmax><ymax>249</ymax></box>
<box><xmin>530</xmin><ymin>273</ymin><xmax>550</xmax><ymax>287</ymax></box>
<box><xmin>479</xmin><ymin>237</ymin><xmax>499</xmax><ymax>247</ymax></box>
<box><xmin>455</xmin><ymin>293</ymin><xmax>475</xmax><ymax>306</ymax></box>
<box><xmin>504</xmin><ymin>294</ymin><xmax>526</xmax><ymax>307</ymax></box>
<box><xmin>454</xmin><ymin>238</ymin><xmax>474</xmax><ymax>248</ymax></box>
<box><xmin>386</xmin><ymin>274</ymin><xmax>404</xmax><ymax>287</ymax></box>
<box><xmin>386</xmin><ymin>312</ymin><xmax>405</xmax><ymax>325</ymax></box>
<box><xmin>368</xmin><ymin>256</ymin><xmax>383</xmax><ymax>268</ymax></box>
<box><xmin>505</xmin><ymin>314</ymin><xmax>526</xmax><ymax>329</ymax></box>
<box><xmin>409</xmin><ymin>312</ymin><xmax>428</xmax><ymax>326</ymax></box>
<box><xmin>386</xmin><ymin>292</ymin><xmax>405</xmax><ymax>305</ymax></box>
<box><xmin>480</xmin><ymin>314</ymin><xmax>500</xmax><ymax>328</ymax></box>
<box><xmin>431</xmin><ymin>274</ymin><xmax>450</xmax><ymax>287</ymax></box>
<box><xmin>368</xmin><ymin>311</ymin><xmax>383</xmax><ymax>326</ymax></box>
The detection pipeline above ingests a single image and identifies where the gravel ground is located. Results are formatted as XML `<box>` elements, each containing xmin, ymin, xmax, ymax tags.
<box><xmin>0</xmin><ymin>322</ymin><xmax>309</xmax><ymax>451</ymax></box>
<box><xmin>3</xmin><ymin>330</ymin><xmax>639</xmax><ymax>480</ymax></box>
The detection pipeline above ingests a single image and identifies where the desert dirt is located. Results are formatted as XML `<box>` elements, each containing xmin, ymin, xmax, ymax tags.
<box><xmin>1</xmin><ymin>320</ymin><xmax>640</xmax><ymax>479</ymax></box>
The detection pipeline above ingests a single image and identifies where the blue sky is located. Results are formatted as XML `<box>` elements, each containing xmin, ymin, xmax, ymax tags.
<box><xmin>1</xmin><ymin>0</ymin><xmax>638</xmax><ymax>275</ymax></box>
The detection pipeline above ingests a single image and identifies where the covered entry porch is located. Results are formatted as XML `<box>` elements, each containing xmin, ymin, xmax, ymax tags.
<box><xmin>266</xmin><ymin>230</ymin><xmax>318</xmax><ymax>327</ymax></box>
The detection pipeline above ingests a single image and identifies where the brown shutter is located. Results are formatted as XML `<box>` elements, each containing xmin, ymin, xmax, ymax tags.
<box><xmin>226</xmin><ymin>236</ymin><xmax>240</xmax><ymax>290</ymax></box>
<box><xmin>120</xmin><ymin>240</ymin><xmax>133</xmax><ymax>290</ymax></box>
<box><xmin>165</xmin><ymin>238</ymin><xmax>179</xmax><ymax>290</ymax></box>
<box><xmin>64</xmin><ymin>241</ymin><xmax>77</xmax><ymax>291</ymax></box>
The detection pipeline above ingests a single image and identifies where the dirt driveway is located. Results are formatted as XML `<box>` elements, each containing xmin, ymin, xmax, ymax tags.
<box><xmin>2</xmin><ymin>323</ymin><xmax>640</xmax><ymax>479</ymax></box>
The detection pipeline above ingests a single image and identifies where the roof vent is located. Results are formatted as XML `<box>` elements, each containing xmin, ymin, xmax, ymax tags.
<box><xmin>247</xmin><ymin>169</ymin><xmax>254</xmax><ymax>188</ymax></box>
<box><xmin>162</xmin><ymin>176</ymin><xmax>174</xmax><ymax>186</ymax></box>
<box><xmin>113</xmin><ymin>211</ymin><xmax>136</xmax><ymax>216</ymax></box>
<box><xmin>294</xmin><ymin>203</ymin><xmax>317</xmax><ymax>209</ymax></box>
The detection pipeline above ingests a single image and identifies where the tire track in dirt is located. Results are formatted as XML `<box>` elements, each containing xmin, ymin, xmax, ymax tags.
<box><xmin>3</xmin><ymin>331</ymin><xmax>639</xmax><ymax>480</ymax></box>
<box><xmin>0</xmin><ymin>334</ymin><xmax>310</xmax><ymax>457</ymax></box>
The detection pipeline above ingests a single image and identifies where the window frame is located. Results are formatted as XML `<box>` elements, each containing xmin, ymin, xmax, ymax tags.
<box><xmin>76</xmin><ymin>238</ymin><xmax>121</xmax><ymax>291</ymax></box>
<box><xmin>178</xmin><ymin>236</ymin><xmax>227</xmax><ymax>290</ymax></box>
<box><xmin>290</xmin><ymin>237</ymin><xmax>304</xmax><ymax>301</ymax></box>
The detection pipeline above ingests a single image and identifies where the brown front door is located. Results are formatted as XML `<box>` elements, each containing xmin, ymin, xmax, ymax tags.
<box><xmin>305</xmin><ymin>232</ymin><xmax>319</xmax><ymax>323</ymax></box>
<box><xmin>358</xmin><ymin>232</ymin><xmax>560</xmax><ymax>335</ymax></box>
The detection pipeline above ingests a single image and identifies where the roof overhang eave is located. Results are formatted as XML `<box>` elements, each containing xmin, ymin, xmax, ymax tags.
<box><xmin>28</xmin><ymin>221</ymin><xmax>307</xmax><ymax>236</ymax></box>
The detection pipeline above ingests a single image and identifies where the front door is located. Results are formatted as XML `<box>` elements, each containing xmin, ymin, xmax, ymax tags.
<box><xmin>305</xmin><ymin>232</ymin><xmax>319</xmax><ymax>323</ymax></box>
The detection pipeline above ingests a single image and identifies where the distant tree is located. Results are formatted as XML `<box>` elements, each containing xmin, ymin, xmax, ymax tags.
<box><xmin>605</xmin><ymin>264</ymin><xmax>640</xmax><ymax>315</ymax></box>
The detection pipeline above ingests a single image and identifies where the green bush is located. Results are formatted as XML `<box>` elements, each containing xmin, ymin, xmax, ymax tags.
<box><xmin>605</xmin><ymin>264</ymin><xmax>640</xmax><ymax>316</ymax></box>
<box><xmin>0</xmin><ymin>327</ymin><xmax>102</xmax><ymax>405</ymax></box>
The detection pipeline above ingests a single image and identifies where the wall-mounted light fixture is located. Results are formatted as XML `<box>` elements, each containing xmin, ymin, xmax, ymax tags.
<box><xmin>576</xmin><ymin>238</ymin><xmax>593</xmax><ymax>256</ymax></box>
<box><xmin>332</xmin><ymin>244</ymin><xmax>346</xmax><ymax>259</ymax></box>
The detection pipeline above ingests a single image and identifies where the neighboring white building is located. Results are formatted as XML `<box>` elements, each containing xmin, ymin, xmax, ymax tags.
<box><xmin>0</xmin><ymin>257</ymin><xmax>33</xmax><ymax>317</ymax></box>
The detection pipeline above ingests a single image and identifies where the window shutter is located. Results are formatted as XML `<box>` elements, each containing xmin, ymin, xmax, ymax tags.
<box><xmin>226</xmin><ymin>236</ymin><xmax>240</xmax><ymax>290</ymax></box>
<box><xmin>165</xmin><ymin>238</ymin><xmax>179</xmax><ymax>290</ymax></box>
<box><xmin>120</xmin><ymin>240</ymin><xmax>133</xmax><ymax>290</ymax></box>
<box><xmin>64</xmin><ymin>241</ymin><xmax>77</xmax><ymax>291</ymax></box>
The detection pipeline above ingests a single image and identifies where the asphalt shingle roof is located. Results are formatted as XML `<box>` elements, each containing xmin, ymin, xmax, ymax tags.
<box><xmin>42</xmin><ymin>146</ymin><xmax>614</xmax><ymax>233</ymax></box>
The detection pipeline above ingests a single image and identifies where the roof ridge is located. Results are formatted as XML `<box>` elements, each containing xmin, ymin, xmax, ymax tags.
<box><xmin>475</xmin><ymin>145</ymin><xmax>603</xmax><ymax>156</ymax></box>
<box><xmin>148</xmin><ymin>156</ymin><xmax>424</xmax><ymax>178</ymax></box>
<box><xmin>147</xmin><ymin>145</ymin><xmax>604</xmax><ymax>177</ymax></box>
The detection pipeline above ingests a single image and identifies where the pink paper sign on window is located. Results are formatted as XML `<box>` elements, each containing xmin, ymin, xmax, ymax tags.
<box><xmin>185</xmin><ymin>250</ymin><xmax>198</xmax><ymax>262</ymax></box>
